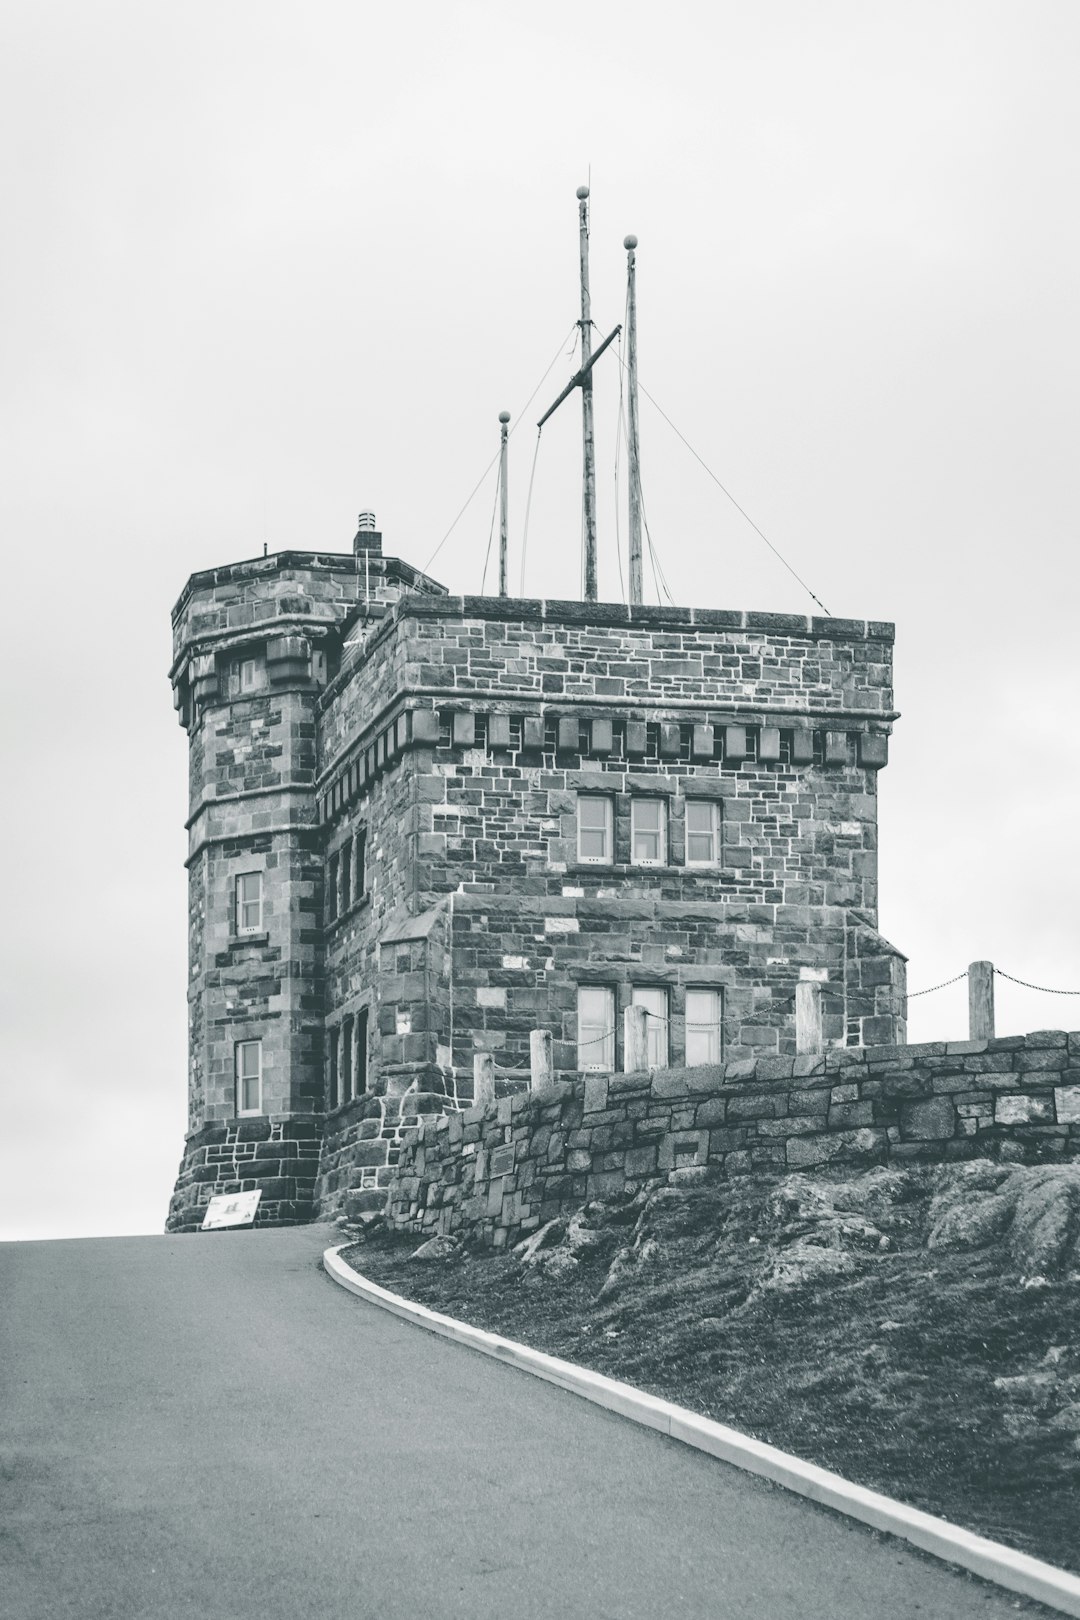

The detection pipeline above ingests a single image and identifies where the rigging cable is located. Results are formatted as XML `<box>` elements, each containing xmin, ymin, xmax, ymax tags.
<box><xmin>478</xmin><ymin>463</ymin><xmax>503</xmax><ymax>596</ymax></box>
<box><xmin>422</xmin><ymin>323</ymin><xmax>579</xmax><ymax>578</ymax></box>
<box><xmin>518</xmin><ymin>431</ymin><xmax>543</xmax><ymax>597</ymax></box>
<box><xmin>602</xmin><ymin>333</ymin><xmax>831</xmax><ymax>615</ymax></box>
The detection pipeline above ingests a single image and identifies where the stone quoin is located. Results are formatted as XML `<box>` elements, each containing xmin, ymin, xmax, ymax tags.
<box><xmin>165</xmin><ymin>520</ymin><xmax>906</xmax><ymax>1230</ymax></box>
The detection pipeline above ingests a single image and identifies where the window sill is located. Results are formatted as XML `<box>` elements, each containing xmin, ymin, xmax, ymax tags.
<box><xmin>230</xmin><ymin>931</ymin><xmax>270</xmax><ymax>948</ymax></box>
<box><xmin>326</xmin><ymin>893</ymin><xmax>371</xmax><ymax>934</ymax></box>
<box><xmin>565</xmin><ymin>863</ymin><xmax>719</xmax><ymax>878</ymax></box>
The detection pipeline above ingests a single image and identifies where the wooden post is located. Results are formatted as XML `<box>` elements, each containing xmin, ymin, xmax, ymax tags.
<box><xmin>577</xmin><ymin>185</ymin><xmax>598</xmax><ymax>602</ymax></box>
<box><xmin>498</xmin><ymin>411</ymin><xmax>510</xmax><ymax>597</ymax></box>
<box><xmin>529</xmin><ymin>1028</ymin><xmax>553</xmax><ymax>1090</ymax></box>
<box><xmin>795</xmin><ymin>981</ymin><xmax>823</xmax><ymax>1055</ymax></box>
<box><xmin>473</xmin><ymin>1051</ymin><xmax>495</xmax><ymax>1110</ymax></box>
<box><xmin>624</xmin><ymin>1004</ymin><xmax>649</xmax><ymax>1073</ymax></box>
<box><xmin>624</xmin><ymin>234</ymin><xmax>643</xmax><ymax>605</ymax></box>
<box><xmin>968</xmin><ymin>961</ymin><xmax>995</xmax><ymax>1041</ymax></box>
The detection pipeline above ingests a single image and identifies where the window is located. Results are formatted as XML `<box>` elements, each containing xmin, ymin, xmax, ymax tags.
<box><xmin>235</xmin><ymin>872</ymin><xmax>263</xmax><ymax>935</ymax></box>
<box><xmin>577</xmin><ymin>795</ymin><xmax>613</xmax><ymax>864</ymax></box>
<box><xmin>577</xmin><ymin>986</ymin><xmax>615</xmax><ymax>1071</ymax></box>
<box><xmin>239</xmin><ymin>658</ymin><xmax>257</xmax><ymax>692</ymax></box>
<box><xmin>685</xmin><ymin>989</ymin><xmax>722</xmax><ymax>1065</ymax></box>
<box><xmin>235</xmin><ymin>1040</ymin><xmax>262</xmax><ymax>1115</ymax></box>
<box><xmin>632</xmin><ymin>986</ymin><xmax>669</xmax><ymax>1068</ymax></box>
<box><xmin>354</xmin><ymin>830</ymin><xmax>366</xmax><ymax>900</ymax></box>
<box><xmin>340</xmin><ymin>841</ymin><xmax>352</xmax><ymax>913</ymax></box>
<box><xmin>686</xmin><ymin>800</ymin><xmax>720</xmax><ymax>865</ymax></box>
<box><xmin>328</xmin><ymin>1026</ymin><xmax>340</xmax><ymax>1110</ymax></box>
<box><xmin>327</xmin><ymin>853</ymin><xmax>339</xmax><ymax>923</ymax></box>
<box><xmin>356</xmin><ymin>1007</ymin><xmax>369</xmax><ymax>1095</ymax></box>
<box><xmin>631</xmin><ymin>798</ymin><xmax>666</xmax><ymax>864</ymax></box>
<box><xmin>341</xmin><ymin>1015</ymin><xmax>354</xmax><ymax>1104</ymax></box>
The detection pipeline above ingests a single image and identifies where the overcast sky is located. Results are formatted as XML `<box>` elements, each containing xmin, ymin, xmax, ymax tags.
<box><xmin>2</xmin><ymin>1</ymin><xmax>1077</xmax><ymax>1241</ymax></box>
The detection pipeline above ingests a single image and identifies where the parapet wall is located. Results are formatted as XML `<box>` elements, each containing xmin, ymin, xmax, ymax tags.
<box><xmin>383</xmin><ymin>1030</ymin><xmax>1080</xmax><ymax>1249</ymax></box>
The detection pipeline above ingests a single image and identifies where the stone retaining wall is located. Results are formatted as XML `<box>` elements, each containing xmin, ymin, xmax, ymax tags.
<box><xmin>384</xmin><ymin>1030</ymin><xmax>1080</xmax><ymax>1248</ymax></box>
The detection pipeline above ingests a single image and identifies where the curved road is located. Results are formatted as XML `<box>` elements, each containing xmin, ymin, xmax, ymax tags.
<box><xmin>0</xmin><ymin>1226</ymin><xmax>1047</xmax><ymax>1619</ymax></box>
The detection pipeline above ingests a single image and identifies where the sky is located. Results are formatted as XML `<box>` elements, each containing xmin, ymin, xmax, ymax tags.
<box><xmin>1</xmin><ymin>0</ymin><xmax>1077</xmax><ymax>1241</ymax></box>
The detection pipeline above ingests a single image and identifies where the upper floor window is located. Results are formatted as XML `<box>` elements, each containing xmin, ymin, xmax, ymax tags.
<box><xmin>239</xmin><ymin>658</ymin><xmax>257</xmax><ymax>693</ymax></box>
<box><xmin>631</xmin><ymin>798</ymin><xmax>666</xmax><ymax>865</ymax></box>
<box><xmin>685</xmin><ymin>988</ymin><xmax>722</xmax><ymax>1065</ymax></box>
<box><xmin>327</xmin><ymin>852</ymin><xmax>339</xmax><ymax>923</ymax></box>
<box><xmin>577</xmin><ymin>795</ymin><xmax>613</xmax><ymax>864</ymax></box>
<box><xmin>340</xmin><ymin>841</ymin><xmax>352</xmax><ymax>912</ymax></box>
<box><xmin>577</xmin><ymin>985</ymin><xmax>615</xmax><ymax>1071</ymax></box>
<box><xmin>235</xmin><ymin>1039</ymin><xmax>262</xmax><ymax>1116</ymax></box>
<box><xmin>632</xmin><ymin>985</ymin><xmax>669</xmax><ymax>1067</ymax></box>
<box><xmin>235</xmin><ymin>872</ymin><xmax>263</xmax><ymax>935</ymax></box>
<box><xmin>354</xmin><ymin>830</ymin><xmax>367</xmax><ymax>901</ymax></box>
<box><xmin>686</xmin><ymin>800</ymin><xmax>720</xmax><ymax>865</ymax></box>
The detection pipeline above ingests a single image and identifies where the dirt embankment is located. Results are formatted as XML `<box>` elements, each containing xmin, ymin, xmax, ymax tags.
<box><xmin>343</xmin><ymin>1158</ymin><xmax>1080</xmax><ymax>1574</ymax></box>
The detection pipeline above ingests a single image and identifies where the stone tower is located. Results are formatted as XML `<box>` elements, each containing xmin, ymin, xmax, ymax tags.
<box><xmin>167</xmin><ymin>524</ymin><xmax>906</xmax><ymax>1231</ymax></box>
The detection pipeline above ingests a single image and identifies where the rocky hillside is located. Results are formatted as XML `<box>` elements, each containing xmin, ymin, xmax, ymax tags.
<box><xmin>344</xmin><ymin>1158</ymin><xmax>1080</xmax><ymax>1574</ymax></box>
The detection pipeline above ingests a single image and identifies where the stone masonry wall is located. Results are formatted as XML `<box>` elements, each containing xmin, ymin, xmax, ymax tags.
<box><xmin>383</xmin><ymin>1030</ymin><xmax>1080</xmax><ymax>1249</ymax></box>
<box><xmin>167</xmin><ymin>1116</ymin><xmax>322</xmax><ymax>1232</ymax></box>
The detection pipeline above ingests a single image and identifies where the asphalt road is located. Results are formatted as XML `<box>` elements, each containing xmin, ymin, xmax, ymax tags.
<box><xmin>0</xmin><ymin>1225</ymin><xmax>1049</xmax><ymax>1620</ymax></box>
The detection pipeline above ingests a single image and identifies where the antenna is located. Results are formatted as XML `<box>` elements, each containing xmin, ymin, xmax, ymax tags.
<box><xmin>577</xmin><ymin>186</ymin><xmax>598</xmax><ymax>601</ymax></box>
<box><xmin>498</xmin><ymin>411</ymin><xmax>510</xmax><ymax>596</ymax></box>
<box><xmin>624</xmin><ymin>235</ymin><xmax>643</xmax><ymax>604</ymax></box>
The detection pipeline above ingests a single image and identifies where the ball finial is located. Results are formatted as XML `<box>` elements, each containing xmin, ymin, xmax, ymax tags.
<box><xmin>498</xmin><ymin>410</ymin><xmax>511</xmax><ymax>424</ymax></box>
<box><xmin>624</xmin><ymin>234</ymin><xmax>638</xmax><ymax>250</ymax></box>
<box><xmin>576</xmin><ymin>184</ymin><xmax>590</xmax><ymax>200</ymax></box>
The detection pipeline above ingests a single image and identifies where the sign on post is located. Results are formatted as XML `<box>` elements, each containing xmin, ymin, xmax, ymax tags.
<box><xmin>201</xmin><ymin>1189</ymin><xmax>262</xmax><ymax>1231</ymax></box>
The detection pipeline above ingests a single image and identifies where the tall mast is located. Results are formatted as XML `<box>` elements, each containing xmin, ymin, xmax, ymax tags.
<box><xmin>624</xmin><ymin>234</ymin><xmax>643</xmax><ymax>604</ymax></box>
<box><xmin>498</xmin><ymin>410</ymin><xmax>510</xmax><ymax>597</ymax></box>
<box><xmin>577</xmin><ymin>185</ymin><xmax>598</xmax><ymax>601</ymax></box>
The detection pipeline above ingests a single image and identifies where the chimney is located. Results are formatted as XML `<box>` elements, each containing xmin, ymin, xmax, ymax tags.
<box><xmin>353</xmin><ymin>511</ymin><xmax>382</xmax><ymax>556</ymax></box>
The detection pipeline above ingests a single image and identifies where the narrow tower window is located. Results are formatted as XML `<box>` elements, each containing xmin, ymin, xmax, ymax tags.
<box><xmin>685</xmin><ymin>801</ymin><xmax>720</xmax><ymax>865</ymax></box>
<box><xmin>328</xmin><ymin>1026</ymin><xmax>340</xmax><ymax>1111</ymax></box>
<box><xmin>632</xmin><ymin>986</ymin><xmax>669</xmax><ymax>1067</ymax></box>
<box><xmin>576</xmin><ymin>795</ymin><xmax>613</xmax><ymax>864</ymax></box>
<box><xmin>356</xmin><ymin>1007</ymin><xmax>369</xmax><ymax>1095</ymax></box>
<box><xmin>685</xmin><ymin>989</ymin><xmax>722</xmax><ymax>1065</ymax></box>
<box><xmin>577</xmin><ymin>986</ymin><xmax>615</xmax><ymax>1071</ymax></box>
<box><xmin>631</xmin><ymin>798</ymin><xmax>666</xmax><ymax>864</ymax></box>
<box><xmin>341</xmin><ymin>1015</ymin><xmax>354</xmax><ymax>1104</ymax></box>
<box><xmin>235</xmin><ymin>1040</ymin><xmax>263</xmax><ymax>1116</ymax></box>
<box><xmin>340</xmin><ymin>841</ymin><xmax>352</xmax><ymax>914</ymax></box>
<box><xmin>235</xmin><ymin>872</ymin><xmax>263</xmax><ymax>935</ymax></box>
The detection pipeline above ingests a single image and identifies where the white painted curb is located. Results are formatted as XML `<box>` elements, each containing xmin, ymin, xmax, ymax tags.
<box><xmin>324</xmin><ymin>1244</ymin><xmax>1080</xmax><ymax>1617</ymax></box>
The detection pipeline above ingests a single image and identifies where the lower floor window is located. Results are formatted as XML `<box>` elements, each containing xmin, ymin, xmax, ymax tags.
<box><xmin>685</xmin><ymin>989</ymin><xmax>722</xmax><ymax>1065</ymax></box>
<box><xmin>577</xmin><ymin>986</ymin><xmax>615</xmax><ymax>1071</ymax></box>
<box><xmin>235</xmin><ymin>1039</ymin><xmax>262</xmax><ymax>1115</ymax></box>
<box><xmin>632</xmin><ymin>986</ymin><xmax>669</xmax><ymax>1068</ymax></box>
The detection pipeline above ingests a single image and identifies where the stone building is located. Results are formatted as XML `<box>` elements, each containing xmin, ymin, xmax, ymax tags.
<box><xmin>166</xmin><ymin>519</ymin><xmax>906</xmax><ymax>1230</ymax></box>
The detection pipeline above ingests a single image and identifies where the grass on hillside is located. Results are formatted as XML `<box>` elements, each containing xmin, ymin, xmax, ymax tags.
<box><xmin>341</xmin><ymin>1173</ymin><xmax>1080</xmax><ymax>1576</ymax></box>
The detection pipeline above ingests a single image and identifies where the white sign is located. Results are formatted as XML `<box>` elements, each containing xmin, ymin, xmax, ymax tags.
<box><xmin>202</xmin><ymin>1189</ymin><xmax>262</xmax><ymax>1231</ymax></box>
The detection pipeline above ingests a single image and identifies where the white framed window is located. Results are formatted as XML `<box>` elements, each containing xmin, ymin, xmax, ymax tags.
<box><xmin>632</xmin><ymin>986</ymin><xmax>669</xmax><ymax>1068</ymax></box>
<box><xmin>235</xmin><ymin>872</ymin><xmax>263</xmax><ymax>935</ymax></box>
<box><xmin>577</xmin><ymin>986</ymin><xmax>615</xmax><ymax>1071</ymax></box>
<box><xmin>576</xmin><ymin>795</ymin><xmax>613</xmax><ymax>864</ymax></box>
<box><xmin>685</xmin><ymin>800</ymin><xmax>720</xmax><ymax>865</ymax></box>
<box><xmin>239</xmin><ymin>658</ymin><xmax>257</xmax><ymax>692</ymax></box>
<box><xmin>685</xmin><ymin>989</ymin><xmax>722</xmax><ymax>1066</ymax></box>
<box><xmin>235</xmin><ymin>1039</ymin><xmax>263</xmax><ymax>1115</ymax></box>
<box><xmin>631</xmin><ymin>797</ymin><xmax>666</xmax><ymax>865</ymax></box>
